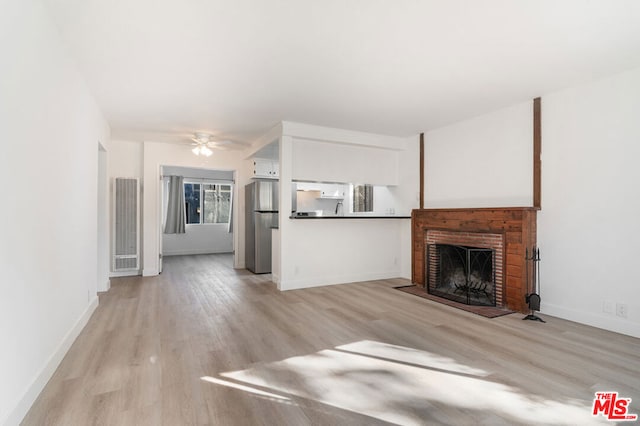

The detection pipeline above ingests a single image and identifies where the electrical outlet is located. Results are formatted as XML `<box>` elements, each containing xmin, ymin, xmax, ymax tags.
<box><xmin>616</xmin><ymin>303</ymin><xmax>628</xmax><ymax>319</ymax></box>
<box><xmin>603</xmin><ymin>300</ymin><xmax>614</xmax><ymax>314</ymax></box>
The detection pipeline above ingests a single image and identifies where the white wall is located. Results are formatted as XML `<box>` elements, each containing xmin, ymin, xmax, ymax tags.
<box><xmin>108</xmin><ymin>139</ymin><xmax>143</xmax><ymax>179</ymax></box>
<box><xmin>371</xmin><ymin>186</ymin><xmax>399</xmax><ymax>215</ymax></box>
<box><xmin>538</xmin><ymin>67</ymin><xmax>640</xmax><ymax>337</ymax></box>
<box><xmin>163</xmin><ymin>225</ymin><xmax>233</xmax><ymax>256</ymax></box>
<box><xmin>0</xmin><ymin>1</ymin><xmax>110</xmax><ymax>424</ymax></box>
<box><xmin>279</xmin><ymin>219</ymin><xmax>407</xmax><ymax>290</ymax></box>
<box><xmin>392</xmin><ymin>135</ymin><xmax>421</xmax><ymax>216</ymax></box>
<box><xmin>395</xmin><ymin>135</ymin><xmax>420</xmax><ymax>278</ymax></box>
<box><xmin>424</xmin><ymin>101</ymin><xmax>533</xmax><ymax>207</ymax></box>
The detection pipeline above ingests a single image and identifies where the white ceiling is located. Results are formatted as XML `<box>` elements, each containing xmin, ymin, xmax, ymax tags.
<box><xmin>42</xmin><ymin>0</ymin><xmax>640</xmax><ymax>145</ymax></box>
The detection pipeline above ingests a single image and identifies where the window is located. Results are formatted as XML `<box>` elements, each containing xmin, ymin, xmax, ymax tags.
<box><xmin>203</xmin><ymin>184</ymin><xmax>231</xmax><ymax>224</ymax></box>
<box><xmin>184</xmin><ymin>183</ymin><xmax>201</xmax><ymax>224</ymax></box>
<box><xmin>353</xmin><ymin>184</ymin><xmax>373</xmax><ymax>212</ymax></box>
<box><xmin>184</xmin><ymin>182</ymin><xmax>232</xmax><ymax>224</ymax></box>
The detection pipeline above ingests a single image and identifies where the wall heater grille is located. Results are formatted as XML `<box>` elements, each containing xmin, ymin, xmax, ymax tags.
<box><xmin>113</xmin><ymin>178</ymin><xmax>139</xmax><ymax>272</ymax></box>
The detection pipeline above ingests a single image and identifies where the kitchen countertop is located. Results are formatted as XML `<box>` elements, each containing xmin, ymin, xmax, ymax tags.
<box><xmin>289</xmin><ymin>215</ymin><xmax>411</xmax><ymax>219</ymax></box>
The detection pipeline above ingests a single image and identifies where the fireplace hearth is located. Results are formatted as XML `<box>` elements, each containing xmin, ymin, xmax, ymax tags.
<box><xmin>427</xmin><ymin>244</ymin><xmax>496</xmax><ymax>306</ymax></box>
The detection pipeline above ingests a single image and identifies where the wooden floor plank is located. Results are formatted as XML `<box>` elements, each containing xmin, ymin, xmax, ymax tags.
<box><xmin>21</xmin><ymin>254</ymin><xmax>640</xmax><ymax>425</ymax></box>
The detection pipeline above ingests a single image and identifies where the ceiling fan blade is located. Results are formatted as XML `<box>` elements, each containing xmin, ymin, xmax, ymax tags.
<box><xmin>205</xmin><ymin>140</ymin><xmax>231</xmax><ymax>147</ymax></box>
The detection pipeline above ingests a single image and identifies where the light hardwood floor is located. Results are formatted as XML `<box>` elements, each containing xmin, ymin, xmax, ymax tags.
<box><xmin>22</xmin><ymin>254</ymin><xmax>640</xmax><ymax>425</ymax></box>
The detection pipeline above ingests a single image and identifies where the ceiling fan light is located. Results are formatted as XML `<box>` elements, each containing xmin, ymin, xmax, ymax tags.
<box><xmin>192</xmin><ymin>146</ymin><xmax>201</xmax><ymax>155</ymax></box>
<box><xmin>201</xmin><ymin>146</ymin><xmax>213</xmax><ymax>157</ymax></box>
<box><xmin>193</xmin><ymin>132</ymin><xmax>211</xmax><ymax>144</ymax></box>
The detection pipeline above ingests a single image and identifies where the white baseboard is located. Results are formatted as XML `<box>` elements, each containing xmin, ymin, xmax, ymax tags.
<box><xmin>2</xmin><ymin>297</ymin><xmax>99</xmax><ymax>426</ymax></box>
<box><xmin>541</xmin><ymin>302</ymin><xmax>640</xmax><ymax>339</ymax></box>
<box><xmin>163</xmin><ymin>249</ymin><xmax>233</xmax><ymax>256</ymax></box>
<box><xmin>110</xmin><ymin>270</ymin><xmax>141</xmax><ymax>278</ymax></box>
<box><xmin>279</xmin><ymin>269</ymin><xmax>400</xmax><ymax>291</ymax></box>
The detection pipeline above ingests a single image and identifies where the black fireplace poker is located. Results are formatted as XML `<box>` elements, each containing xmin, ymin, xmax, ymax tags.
<box><xmin>523</xmin><ymin>247</ymin><xmax>545</xmax><ymax>323</ymax></box>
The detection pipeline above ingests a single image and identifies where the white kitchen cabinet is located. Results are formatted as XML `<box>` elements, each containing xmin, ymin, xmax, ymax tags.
<box><xmin>295</xmin><ymin>182</ymin><xmax>347</xmax><ymax>198</ymax></box>
<box><xmin>318</xmin><ymin>184</ymin><xmax>346</xmax><ymax>199</ymax></box>
<box><xmin>296</xmin><ymin>182</ymin><xmax>321</xmax><ymax>191</ymax></box>
<box><xmin>252</xmin><ymin>158</ymin><xmax>279</xmax><ymax>179</ymax></box>
<box><xmin>292</xmin><ymin>138</ymin><xmax>399</xmax><ymax>185</ymax></box>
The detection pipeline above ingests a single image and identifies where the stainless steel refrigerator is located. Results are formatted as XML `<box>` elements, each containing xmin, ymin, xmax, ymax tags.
<box><xmin>245</xmin><ymin>181</ymin><xmax>279</xmax><ymax>273</ymax></box>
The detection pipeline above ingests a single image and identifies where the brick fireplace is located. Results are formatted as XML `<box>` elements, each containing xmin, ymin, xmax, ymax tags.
<box><xmin>412</xmin><ymin>208</ymin><xmax>537</xmax><ymax>313</ymax></box>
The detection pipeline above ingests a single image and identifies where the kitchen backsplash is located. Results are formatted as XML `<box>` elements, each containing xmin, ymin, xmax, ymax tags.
<box><xmin>296</xmin><ymin>190</ymin><xmax>342</xmax><ymax>215</ymax></box>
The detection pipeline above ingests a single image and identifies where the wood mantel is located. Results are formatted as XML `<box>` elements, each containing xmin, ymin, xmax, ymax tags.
<box><xmin>412</xmin><ymin>207</ymin><xmax>537</xmax><ymax>313</ymax></box>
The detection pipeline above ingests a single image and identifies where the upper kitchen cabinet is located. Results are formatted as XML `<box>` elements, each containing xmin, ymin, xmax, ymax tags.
<box><xmin>291</xmin><ymin>138</ymin><xmax>398</xmax><ymax>185</ymax></box>
<box><xmin>318</xmin><ymin>184</ymin><xmax>346</xmax><ymax>199</ymax></box>
<box><xmin>296</xmin><ymin>182</ymin><xmax>346</xmax><ymax>199</ymax></box>
<box><xmin>295</xmin><ymin>181</ymin><xmax>321</xmax><ymax>191</ymax></box>
<box><xmin>252</xmin><ymin>158</ymin><xmax>279</xmax><ymax>179</ymax></box>
<box><xmin>248</xmin><ymin>137</ymin><xmax>280</xmax><ymax>179</ymax></box>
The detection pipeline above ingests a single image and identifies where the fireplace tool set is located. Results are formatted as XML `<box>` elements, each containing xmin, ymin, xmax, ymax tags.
<box><xmin>523</xmin><ymin>246</ymin><xmax>545</xmax><ymax>322</ymax></box>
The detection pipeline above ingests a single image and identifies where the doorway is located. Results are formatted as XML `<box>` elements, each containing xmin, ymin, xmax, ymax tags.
<box><xmin>159</xmin><ymin>165</ymin><xmax>235</xmax><ymax>262</ymax></box>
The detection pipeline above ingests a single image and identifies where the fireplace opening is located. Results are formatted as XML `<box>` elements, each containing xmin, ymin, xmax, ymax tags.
<box><xmin>427</xmin><ymin>244</ymin><xmax>496</xmax><ymax>306</ymax></box>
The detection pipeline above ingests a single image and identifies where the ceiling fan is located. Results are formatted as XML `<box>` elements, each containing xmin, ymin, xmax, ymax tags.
<box><xmin>190</xmin><ymin>132</ymin><xmax>232</xmax><ymax>156</ymax></box>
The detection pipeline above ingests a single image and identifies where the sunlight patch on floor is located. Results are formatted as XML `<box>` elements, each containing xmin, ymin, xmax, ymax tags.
<box><xmin>336</xmin><ymin>340</ymin><xmax>489</xmax><ymax>377</ymax></box>
<box><xmin>219</xmin><ymin>340</ymin><xmax>605</xmax><ymax>425</ymax></box>
<box><xmin>201</xmin><ymin>376</ymin><xmax>291</xmax><ymax>401</ymax></box>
